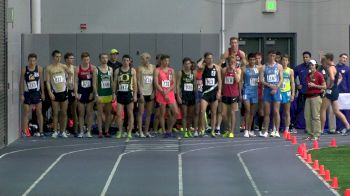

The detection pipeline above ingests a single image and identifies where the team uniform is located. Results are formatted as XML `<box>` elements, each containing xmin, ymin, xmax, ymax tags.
<box><xmin>325</xmin><ymin>65</ymin><xmax>340</xmax><ymax>102</ymax></box>
<box><xmin>77</xmin><ymin>64</ymin><xmax>94</xmax><ymax>103</ymax></box>
<box><xmin>180</xmin><ymin>70</ymin><xmax>196</xmax><ymax>106</ymax></box>
<box><xmin>243</xmin><ymin>65</ymin><xmax>259</xmax><ymax>104</ymax></box>
<box><xmin>138</xmin><ymin>64</ymin><xmax>154</xmax><ymax>102</ymax></box>
<box><xmin>222</xmin><ymin>68</ymin><xmax>240</xmax><ymax>104</ymax></box>
<box><xmin>116</xmin><ymin>68</ymin><xmax>134</xmax><ymax>105</ymax></box>
<box><xmin>49</xmin><ymin>65</ymin><xmax>68</xmax><ymax>102</ymax></box>
<box><xmin>156</xmin><ymin>67</ymin><xmax>176</xmax><ymax>105</ymax></box>
<box><xmin>97</xmin><ymin>66</ymin><xmax>113</xmax><ymax>103</ymax></box>
<box><xmin>202</xmin><ymin>65</ymin><xmax>218</xmax><ymax>103</ymax></box>
<box><xmin>281</xmin><ymin>67</ymin><xmax>292</xmax><ymax>103</ymax></box>
<box><xmin>263</xmin><ymin>63</ymin><xmax>281</xmax><ymax>102</ymax></box>
<box><xmin>23</xmin><ymin>65</ymin><xmax>42</xmax><ymax>105</ymax></box>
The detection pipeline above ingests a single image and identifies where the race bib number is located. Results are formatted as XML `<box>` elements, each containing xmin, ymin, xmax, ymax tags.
<box><xmin>144</xmin><ymin>76</ymin><xmax>153</xmax><ymax>84</ymax></box>
<box><xmin>101</xmin><ymin>80</ymin><xmax>110</xmax><ymax>89</ymax></box>
<box><xmin>224</xmin><ymin>76</ymin><xmax>234</xmax><ymax>84</ymax></box>
<box><xmin>281</xmin><ymin>81</ymin><xmax>286</xmax><ymax>90</ymax></box>
<box><xmin>119</xmin><ymin>84</ymin><xmax>129</xmax><ymax>91</ymax></box>
<box><xmin>249</xmin><ymin>78</ymin><xmax>258</xmax><ymax>86</ymax></box>
<box><xmin>184</xmin><ymin>83</ymin><xmax>193</xmax><ymax>91</ymax></box>
<box><xmin>211</xmin><ymin>70</ymin><xmax>216</xmax><ymax>76</ymax></box>
<box><xmin>162</xmin><ymin>80</ymin><xmax>170</xmax><ymax>88</ymax></box>
<box><xmin>81</xmin><ymin>80</ymin><xmax>91</xmax><ymax>88</ymax></box>
<box><xmin>53</xmin><ymin>75</ymin><xmax>64</xmax><ymax>83</ymax></box>
<box><xmin>27</xmin><ymin>81</ymin><xmax>38</xmax><ymax>90</ymax></box>
<box><xmin>267</xmin><ymin>74</ymin><xmax>277</xmax><ymax>83</ymax></box>
<box><xmin>205</xmin><ymin>78</ymin><xmax>215</xmax><ymax>86</ymax></box>
<box><xmin>197</xmin><ymin>80</ymin><xmax>203</xmax><ymax>92</ymax></box>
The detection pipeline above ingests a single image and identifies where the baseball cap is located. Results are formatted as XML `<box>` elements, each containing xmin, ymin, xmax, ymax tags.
<box><xmin>309</xmin><ymin>59</ymin><xmax>317</xmax><ymax>65</ymax></box>
<box><xmin>110</xmin><ymin>49</ymin><xmax>119</xmax><ymax>54</ymax></box>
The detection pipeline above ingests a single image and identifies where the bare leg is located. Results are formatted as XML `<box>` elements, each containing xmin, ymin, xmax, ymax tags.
<box><xmin>331</xmin><ymin>100</ymin><xmax>350</xmax><ymax>129</ymax></box>
<box><xmin>181</xmin><ymin>105</ymin><xmax>188</xmax><ymax>131</ymax></box>
<box><xmin>85</xmin><ymin>102</ymin><xmax>94</xmax><ymax>133</ymax></box>
<box><xmin>210</xmin><ymin>100</ymin><xmax>219</xmax><ymax>134</ymax></box>
<box><xmin>22</xmin><ymin>104</ymin><xmax>30</xmax><ymax>133</ymax></box>
<box><xmin>283</xmin><ymin>102</ymin><xmax>291</xmax><ymax>131</ymax></box>
<box><xmin>104</xmin><ymin>103</ymin><xmax>112</xmax><ymax>134</ymax></box>
<box><xmin>320</xmin><ymin>98</ymin><xmax>330</xmax><ymax>132</ymax></box>
<box><xmin>126</xmin><ymin>102</ymin><xmax>135</xmax><ymax>134</ymax></box>
<box><xmin>51</xmin><ymin>101</ymin><xmax>60</xmax><ymax>131</ymax></box>
<box><xmin>117</xmin><ymin>103</ymin><xmax>125</xmax><ymax>134</ymax></box>
<box><xmin>137</xmin><ymin>101</ymin><xmax>145</xmax><ymax>134</ymax></box>
<box><xmin>273</xmin><ymin>102</ymin><xmax>281</xmax><ymax>132</ymax></box>
<box><xmin>59</xmin><ymin>100</ymin><xmax>68</xmax><ymax>132</ymax></box>
<box><xmin>200</xmin><ymin>100</ymin><xmax>209</xmax><ymax>132</ymax></box>
<box><xmin>263</xmin><ymin>101</ymin><xmax>271</xmax><ymax>134</ymax></box>
<box><xmin>97</xmin><ymin>103</ymin><xmax>104</xmax><ymax>133</ymax></box>
<box><xmin>144</xmin><ymin>101</ymin><xmax>153</xmax><ymax>134</ymax></box>
<box><xmin>35</xmin><ymin>103</ymin><xmax>44</xmax><ymax>133</ymax></box>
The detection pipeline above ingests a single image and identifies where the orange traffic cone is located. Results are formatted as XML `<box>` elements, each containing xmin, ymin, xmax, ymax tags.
<box><xmin>287</xmin><ymin>132</ymin><xmax>291</xmax><ymax>141</ymax></box>
<box><xmin>297</xmin><ymin>145</ymin><xmax>303</xmax><ymax>155</ymax></box>
<box><xmin>344</xmin><ymin>189</ymin><xmax>350</xmax><ymax>196</ymax></box>
<box><xmin>324</xmin><ymin>170</ymin><xmax>331</xmax><ymax>182</ymax></box>
<box><xmin>291</xmin><ymin>136</ymin><xmax>298</xmax><ymax>144</ymax></box>
<box><xmin>319</xmin><ymin>165</ymin><xmax>325</xmax><ymax>176</ymax></box>
<box><xmin>313</xmin><ymin>160</ymin><xmax>320</xmax><ymax>170</ymax></box>
<box><xmin>331</xmin><ymin>177</ymin><xmax>339</xmax><ymax>189</ymax></box>
<box><xmin>313</xmin><ymin>140</ymin><xmax>319</xmax><ymax>150</ymax></box>
<box><xmin>306</xmin><ymin>154</ymin><xmax>313</xmax><ymax>164</ymax></box>
<box><xmin>329</xmin><ymin>138</ymin><xmax>337</xmax><ymax>147</ymax></box>
<box><xmin>302</xmin><ymin>143</ymin><xmax>307</xmax><ymax>151</ymax></box>
<box><xmin>283</xmin><ymin>131</ymin><xmax>288</xmax><ymax>139</ymax></box>
<box><xmin>303</xmin><ymin>150</ymin><xmax>308</xmax><ymax>160</ymax></box>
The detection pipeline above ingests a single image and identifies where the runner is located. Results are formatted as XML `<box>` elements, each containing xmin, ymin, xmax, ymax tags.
<box><xmin>64</xmin><ymin>52</ymin><xmax>78</xmax><ymax>136</ymax></box>
<box><xmin>259</xmin><ymin>50</ymin><xmax>283</xmax><ymax>138</ymax></box>
<box><xmin>177</xmin><ymin>57</ymin><xmax>196</xmax><ymax>138</ymax></box>
<box><xmin>75</xmin><ymin>52</ymin><xmax>95</xmax><ymax>138</ymax></box>
<box><xmin>20</xmin><ymin>53</ymin><xmax>45</xmax><ymax>137</ymax></box>
<box><xmin>280</xmin><ymin>54</ymin><xmax>295</xmax><ymax>133</ymax></box>
<box><xmin>46</xmin><ymin>50</ymin><xmax>71</xmax><ymax>138</ymax></box>
<box><xmin>153</xmin><ymin>54</ymin><xmax>162</xmax><ymax>134</ymax></box>
<box><xmin>94</xmin><ymin>53</ymin><xmax>113</xmax><ymax>138</ymax></box>
<box><xmin>114</xmin><ymin>55</ymin><xmax>137</xmax><ymax>139</ymax></box>
<box><xmin>194</xmin><ymin>58</ymin><xmax>205</xmax><ymax>137</ymax></box>
<box><xmin>242</xmin><ymin>53</ymin><xmax>259</xmax><ymax>138</ymax></box>
<box><xmin>154</xmin><ymin>54</ymin><xmax>179</xmax><ymax>138</ymax></box>
<box><xmin>137</xmin><ymin>52</ymin><xmax>155</xmax><ymax>138</ymax></box>
<box><xmin>108</xmin><ymin>49</ymin><xmax>122</xmax><ymax>72</ymax></box>
<box><xmin>221</xmin><ymin>56</ymin><xmax>241</xmax><ymax>138</ymax></box>
<box><xmin>200</xmin><ymin>52</ymin><xmax>222</xmax><ymax>138</ymax></box>
<box><xmin>320</xmin><ymin>53</ymin><xmax>350</xmax><ymax>136</ymax></box>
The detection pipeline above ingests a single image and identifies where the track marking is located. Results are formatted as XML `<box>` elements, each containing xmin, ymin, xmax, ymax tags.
<box><xmin>22</xmin><ymin>145</ymin><xmax>125</xmax><ymax>196</ymax></box>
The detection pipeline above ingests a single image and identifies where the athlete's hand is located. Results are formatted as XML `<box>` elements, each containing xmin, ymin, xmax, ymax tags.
<box><xmin>133</xmin><ymin>94</ymin><xmax>137</xmax><ymax>102</ymax></box>
<box><xmin>89</xmin><ymin>93</ymin><xmax>94</xmax><ymax>101</ymax></box>
<box><xmin>308</xmin><ymin>82</ymin><xmax>316</xmax><ymax>88</ymax></box>
<box><xmin>297</xmin><ymin>85</ymin><xmax>302</xmax><ymax>90</ymax></box>
<box><xmin>291</xmin><ymin>95</ymin><xmax>295</xmax><ymax>102</ymax></box>
<box><xmin>151</xmin><ymin>93</ymin><xmax>155</xmax><ymax>100</ymax></box>
<box><xmin>270</xmin><ymin>84</ymin><xmax>278</xmax><ymax>90</ymax></box>
<box><xmin>177</xmin><ymin>96</ymin><xmax>182</xmax><ymax>105</ymax></box>
<box><xmin>75</xmin><ymin>93</ymin><xmax>80</xmax><ymax>101</ymax></box>
<box><xmin>41</xmin><ymin>94</ymin><xmax>45</xmax><ymax>101</ymax></box>
<box><xmin>216</xmin><ymin>92</ymin><xmax>221</xmax><ymax>100</ymax></box>
<box><xmin>270</xmin><ymin>89</ymin><xmax>277</xmax><ymax>95</ymax></box>
<box><xmin>21</xmin><ymin>95</ymin><xmax>25</xmax><ymax>103</ymax></box>
<box><xmin>113</xmin><ymin>94</ymin><xmax>116</xmax><ymax>101</ymax></box>
<box><xmin>139</xmin><ymin>95</ymin><xmax>145</xmax><ymax>103</ymax></box>
<box><xmin>49</xmin><ymin>93</ymin><xmax>55</xmax><ymax>101</ymax></box>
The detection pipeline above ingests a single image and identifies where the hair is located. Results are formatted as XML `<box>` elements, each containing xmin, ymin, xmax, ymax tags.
<box><xmin>321</xmin><ymin>57</ymin><xmax>327</xmax><ymax>64</ymax></box>
<box><xmin>64</xmin><ymin>52</ymin><xmax>74</xmax><ymax>60</ymax></box>
<box><xmin>141</xmin><ymin>52</ymin><xmax>151</xmax><ymax>59</ymax></box>
<box><xmin>281</xmin><ymin>54</ymin><xmax>289</xmax><ymax>59</ymax></box>
<box><xmin>230</xmin><ymin>37</ymin><xmax>239</xmax><ymax>42</ymax></box>
<box><xmin>227</xmin><ymin>55</ymin><xmax>236</xmax><ymax>63</ymax></box>
<box><xmin>247</xmin><ymin>53</ymin><xmax>256</xmax><ymax>59</ymax></box>
<box><xmin>276</xmin><ymin>51</ymin><xmax>281</xmax><ymax>56</ymax></box>
<box><xmin>302</xmin><ymin>51</ymin><xmax>312</xmax><ymax>57</ymax></box>
<box><xmin>267</xmin><ymin>50</ymin><xmax>276</xmax><ymax>55</ymax></box>
<box><xmin>204</xmin><ymin>52</ymin><xmax>213</xmax><ymax>59</ymax></box>
<box><xmin>27</xmin><ymin>53</ymin><xmax>37</xmax><ymax>60</ymax></box>
<box><xmin>339</xmin><ymin>53</ymin><xmax>348</xmax><ymax>58</ymax></box>
<box><xmin>122</xmin><ymin>54</ymin><xmax>131</xmax><ymax>60</ymax></box>
<box><xmin>156</xmin><ymin>54</ymin><xmax>162</xmax><ymax>60</ymax></box>
<box><xmin>160</xmin><ymin>54</ymin><xmax>170</xmax><ymax>61</ymax></box>
<box><xmin>182</xmin><ymin>57</ymin><xmax>192</xmax><ymax>65</ymax></box>
<box><xmin>324</xmin><ymin>53</ymin><xmax>334</xmax><ymax>61</ymax></box>
<box><xmin>81</xmin><ymin>52</ymin><xmax>90</xmax><ymax>59</ymax></box>
<box><xmin>255</xmin><ymin>52</ymin><xmax>262</xmax><ymax>57</ymax></box>
<box><xmin>51</xmin><ymin>50</ymin><xmax>61</xmax><ymax>57</ymax></box>
<box><xmin>99</xmin><ymin>53</ymin><xmax>108</xmax><ymax>59</ymax></box>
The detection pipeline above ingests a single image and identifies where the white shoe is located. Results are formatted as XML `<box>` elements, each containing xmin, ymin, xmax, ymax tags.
<box><xmin>258</xmin><ymin>131</ymin><xmax>263</xmax><ymax>137</ymax></box>
<box><xmin>65</xmin><ymin>130</ymin><xmax>71</xmax><ymax>136</ymax></box>
<box><xmin>193</xmin><ymin>131</ymin><xmax>199</xmax><ymax>137</ymax></box>
<box><xmin>34</xmin><ymin>132</ymin><xmax>41</xmax><ymax>137</ymax></box>
<box><xmin>140</xmin><ymin>132</ymin><xmax>146</xmax><ymax>138</ymax></box>
<box><xmin>85</xmin><ymin>132</ymin><xmax>92</xmax><ymax>138</ymax></box>
<box><xmin>243</xmin><ymin>130</ymin><xmax>250</xmax><ymax>138</ymax></box>
<box><xmin>270</xmin><ymin>131</ymin><xmax>276</xmax><ymax>137</ymax></box>
<box><xmin>61</xmin><ymin>131</ymin><xmax>68</xmax><ymax>138</ymax></box>
<box><xmin>249</xmin><ymin>131</ymin><xmax>256</xmax><ymax>137</ymax></box>
<box><xmin>275</xmin><ymin>131</ymin><xmax>281</xmax><ymax>138</ymax></box>
<box><xmin>123</xmin><ymin>132</ymin><xmax>128</xmax><ymax>138</ymax></box>
<box><xmin>135</xmin><ymin>132</ymin><xmax>140</xmax><ymax>137</ymax></box>
<box><xmin>52</xmin><ymin>131</ymin><xmax>59</xmax><ymax>138</ymax></box>
<box><xmin>261</xmin><ymin>132</ymin><xmax>268</xmax><ymax>138</ymax></box>
<box><xmin>77</xmin><ymin>132</ymin><xmax>84</xmax><ymax>138</ymax></box>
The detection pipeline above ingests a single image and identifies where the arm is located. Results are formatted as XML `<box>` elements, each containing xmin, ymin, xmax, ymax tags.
<box><xmin>216</xmin><ymin>65</ymin><xmax>222</xmax><ymax>98</ymax></box>
<box><xmin>235</xmin><ymin>67</ymin><xmax>241</xmax><ymax>83</ymax></box>
<box><xmin>19</xmin><ymin>67</ymin><xmax>25</xmax><ymax>102</ymax></box>
<box><xmin>132</xmin><ymin>68</ymin><xmax>137</xmax><ymax>102</ymax></box>
<box><xmin>176</xmin><ymin>71</ymin><xmax>182</xmax><ymax>102</ymax></box>
<box><xmin>277</xmin><ymin>64</ymin><xmax>284</xmax><ymax>88</ymax></box>
<box><xmin>136</xmin><ymin>67</ymin><xmax>143</xmax><ymax>96</ymax></box>
<box><xmin>46</xmin><ymin>66</ymin><xmax>54</xmax><ymax>100</ymax></box>
<box><xmin>93</xmin><ymin>67</ymin><xmax>98</xmax><ymax>97</ymax></box>
<box><xmin>328</xmin><ymin>66</ymin><xmax>336</xmax><ymax>88</ymax></box>
<box><xmin>153</xmin><ymin>69</ymin><xmax>163</xmax><ymax>94</ymax></box>
<box><xmin>74</xmin><ymin>67</ymin><xmax>79</xmax><ymax>98</ymax></box>
<box><xmin>168</xmin><ymin>69</ymin><xmax>176</xmax><ymax>93</ymax></box>
<box><xmin>197</xmin><ymin>58</ymin><xmax>204</xmax><ymax>69</ymax></box>
<box><xmin>113</xmin><ymin>69</ymin><xmax>119</xmax><ymax>94</ymax></box>
<box><xmin>290</xmin><ymin>69</ymin><xmax>295</xmax><ymax>100</ymax></box>
<box><xmin>193</xmin><ymin>70</ymin><xmax>198</xmax><ymax>93</ymax></box>
<box><xmin>39</xmin><ymin>66</ymin><xmax>45</xmax><ymax>100</ymax></box>
<box><xmin>259</xmin><ymin>66</ymin><xmax>266</xmax><ymax>86</ymax></box>
<box><xmin>240</xmin><ymin>67</ymin><xmax>245</xmax><ymax>96</ymax></box>
<box><xmin>240</xmin><ymin>51</ymin><xmax>247</xmax><ymax>66</ymax></box>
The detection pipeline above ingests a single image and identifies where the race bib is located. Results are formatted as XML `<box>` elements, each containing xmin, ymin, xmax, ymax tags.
<box><xmin>144</xmin><ymin>75</ymin><xmax>153</xmax><ymax>84</ymax></box>
<box><xmin>224</xmin><ymin>76</ymin><xmax>234</xmax><ymax>84</ymax></box>
<box><xmin>197</xmin><ymin>80</ymin><xmax>203</xmax><ymax>92</ymax></box>
<box><xmin>267</xmin><ymin>74</ymin><xmax>277</xmax><ymax>83</ymax></box>
<box><xmin>162</xmin><ymin>80</ymin><xmax>170</xmax><ymax>88</ymax></box>
<box><xmin>119</xmin><ymin>83</ymin><xmax>129</xmax><ymax>91</ymax></box>
<box><xmin>211</xmin><ymin>70</ymin><xmax>216</xmax><ymax>76</ymax></box>
<box><xmin>249</xmin><ymin>78</ymin><xmax>258</xmax><ymax>86</ymax></box>
<box><xmin>205</xmin><ymin>78</ymin><xmax>215</xmax><ymax>86</ymax></box>
<box><xmin>101</xmin><ymin>80</ymin><xmax>110</xmax><ymax>89</ymax></box>
<box><xmin>27</xmin><ymin>81</ymin><xmax>38</xmax><ymax>90</ymax></box>
<box><xmin>53</xmin><ymin>75</ymin><xmax>64</xmax><ymax>83</ymax></box>
<box><xmin>81</xmin><ymin>80</ymin><xmax>91</xmax><ymax>88</ymax></box>
<box><xmin>184</xmin><ymin>83</ymin><xmax>193</xmax><ymax>91</ymax></box>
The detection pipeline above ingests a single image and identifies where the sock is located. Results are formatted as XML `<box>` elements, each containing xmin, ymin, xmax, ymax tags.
<box><xmin>285</xmin><ymin>127</ymin><xmax>289</xmax><ymax>132</ymax></box>
<box><xmin>216</xmin><ymin>125</ymin><xmax>220</xmax><ymax>130</ymax></box>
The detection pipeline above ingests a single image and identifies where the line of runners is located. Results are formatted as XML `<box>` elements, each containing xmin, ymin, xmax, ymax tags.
<box><xmin>20</xmin><ymin>37</ymin><xmax>350</xmax><ymax>140</ymax></box>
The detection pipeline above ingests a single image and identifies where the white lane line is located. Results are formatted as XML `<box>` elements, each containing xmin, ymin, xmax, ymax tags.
<box><xmin>0</xmin><ymin>141</ymin><xmax>124</xmax><ymax>159</ymax></box>
<box><xmin>100</xmin><ymin>150</ymin><xmax>141</xmax><ymax>196</ymax></box>
<box><xmin>180</xmin><ymin>139</ymin><xmax>283</xmax><ymax>146</ymax></box>
<box><xmin>22</xmin><ymin>145</ymin><xmax>125</xmax><ymax>196</ymax></box>
<box><xmin>296</xmin><ymin>154</ymin><xmax>341</xmax><ymax>196</ymax></box>
<box><xmin>237</xmin><ymin>147</ymin><xmax>272</xmax><ymax>196</ymax></box>
<box><xmin>178</xmin><ymin>154</ymin><xmax>183</xmax><ymax>196</ymax></box>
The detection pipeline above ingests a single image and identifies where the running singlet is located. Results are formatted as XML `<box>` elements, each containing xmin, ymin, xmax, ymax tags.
<box><xmin>50</xmin><ymin>65</ymin><xmax>67</xmax><ymax>93</ymax></box>
<box><xmin>77</xmin><ymin>64</ymin><xmax>93</xmax><ymax>94</ymax></box>
<box><xmin>202</xmin><ymin>65</ymin><xmax>218</xmax><ymax>94</ymax></box>
<box><xmin>97</xmin><ymin>66</ymin><xmax>113</xmax><ymax>96</ymax></box>
<box><xmin>223</xmin><ymin>68</ymin><xmax>239</xmax><ymax>97</ymax></box>
<box><xmin>139</xmin><ymin>64</ymin><xmax>154</xmax><ymax>96</ymax></box>
<box><xmin>181</xmin><ymin>70</ymin><xmax>195</xmax><ymax>93</ymax></box>
<box><xmin>281</xmin><ymin>67</ymin><xmax>292</xmax><ymax>93</ymax></box>
<box><xmin>117</xmin><ymin>68</ymin><xmax>133</xmax><ymax>92</ymax></box>
<box><xmin>156</xmin><ymin>67</ymin><xmax>176</xmax><ymax>104</ymax></box>
<box><xmin>264</xmin><ymin>63</ymin><xmax>280</xmax><ymax>88</ymax></box>
<box><xmin>24</xmin><ymin>65</ymin><xmax>40</xmax><ymax>93</ymax></box>
<box><xmin>244</xmin><ymin>65</ymin><xmax>259</xmax><ymax>94</ymax></box>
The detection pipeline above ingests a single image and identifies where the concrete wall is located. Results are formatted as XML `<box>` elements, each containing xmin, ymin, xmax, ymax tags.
<box><xmin>7</xmin><ymin>0</ymin><xmax>31</xmax><ymax>144</ymax></box>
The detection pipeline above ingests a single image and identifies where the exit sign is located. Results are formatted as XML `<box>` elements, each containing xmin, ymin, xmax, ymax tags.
<box><xmin>264</xmin><ymin>0</ymin><xmax>277</xmax><ymax>13</ymax></box>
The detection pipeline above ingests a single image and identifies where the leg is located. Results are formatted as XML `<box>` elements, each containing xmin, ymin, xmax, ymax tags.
<box><xmin>310</xmin><ymin>96</ymin><xmax>322</xmax><ymax>138</ymax></box>
<box><xmin>103</xmin><ymin>103</ymin><xmax>112</xmax><ymax>134</ymax></box>
<box><xmin>221</xmin><ymin>103</ymin><xmax>228</xmax><ymax>131</ymax></box>
<box><xmin>327</xmin><ymin>106</ymin><xmax>336</xmax><ymax>133</ymax></box>
<box><xmin>181</xmin><ymin>104</ymin><xmax>188</xmax><ymax>131</ymax></box>
<box><xmin>117</xmin><ymin>103</ymin><xmax>125</xmax><ymax>134</ymax></box>
<box><xmin>283</xmin><ymin>102</ymin><xmax>291</xmax><ymax>132</ymax></box>
<box><xmin>263</xmin><ymin>101</ymin><xmax>271</xmax><ymax>134</ymax></box>
<box><xmin>320</xmin><ymin>98</ymin><xmax>330</xmax><ymax>132</ymax></box>
<box><xmin>70</xmin><ymin>100</ymin><xmax>78</xmax><ymax>134</ymax></box>
<box><xmin>59</xmin><ymin>100</ymin><xmax>68</xmax><ymax>132</ymax></box>
<box><xmin>153</xmin><ymin>107</ymin><xmax>161</xmax><ymax>132</ymax></box>
<box><xmin>187</xmin><ymin>105</ymin><xmax>195</xmax><ymax>131</ymax></box>
<box><xmin>249</xmin><ymin>103</ymin><xmax>257</xmax><ymax>133</ymax></box>
<box><xmin>77</xmin><ymin>102</ymin><xmax>86</xmax><ymax>133</ymax></box>
<box><xmin>194</xmin><ymin>102</ymin><xmax>200</xmax><ymax>132</ymax></box>
<box><xmin>97</xmin><ymin>102</ymin><xmax>104</xmax><ymax>133</ymax></box>
<box><xmin>85</xmin><ymin>102</ymin><xmax>95</xmax><ymax>133</ymax></box>
<box><xmin>51</xmin><ymin>101</ymin><xmax>60</xmax><ymax>131</ymax></box>
<box><xmin>126</xmin><ymin>102</ymin><xmax>135</xmax><ymax>134</ymax></box>
<box><xmin>272</xmin><ymin>102</ymin><xmax>281</xmax><ymax>132</ymax></box>
<box><xmin>243</xmin><ymin>100</ymin><xmax>251</xmax><ymax>131</ymax></box>
<box><xmin>144</xmin><ymin>101</ymin><xmax>153</xmax><ymax>134</ymax></box>
<box><xmin>35</xmin><ymin>103</ymin><xmax>44</xmax><ymax>133</ymax></box>
<box><xmin>331</xmin><ymin>100</ymin><xmax>350</xmax><ymax>129</ymax></box>
<box><xmin>216</xmin><ymin>102</ymin><xmax>223</xmax><ymax>131</ymax></box>
<box><xmin>137</xmin><ymin>101</ymin><xmax>145</xmax><ymax>134</ymax></box>
<box><xmin>210</xmin><ymin>100</ymin><xmax>219</xmax><ymax>134</ymax></box>
<box><xmin>22</xmin><ymin>104</ymin><xmax>31</xmax><ymax>133</ymax></box>
<box><xmin>304</xmin><ymin>98</ymin><xmax>312</xmax><ymax>136</ymax></box>
<box><xmin>230</xmin><ymin>103</ymin><xmax>238</xmax><ymax>133</ymax></box>
<box><xmin>258</xmin><ymin>99</ymin><xmax>264</xmax><ymax>131</ymax></box>
<box><xmin>200</xmin><ymin>99</ymin><xmax>209</xmax><ymax>132</ymax></box>
<box><xmin>159</xmin><ymin>104</ymin><xmax>167</xmax><ymax>133</ymax></box>
<box><xmin>168</xmin><ymin>103</ymin><xmax>179</xmax><ymax>132</ymax></box>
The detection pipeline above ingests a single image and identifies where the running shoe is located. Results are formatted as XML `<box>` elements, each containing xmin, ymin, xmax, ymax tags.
<box><xmin>33</xmin><ymin>132</ymin><xmax>41</xmax><ymax>137</ymax></box>
<box><xmin>311</xmin><ymin>137</ymin><xmax>320</xmax><ymax>141</ymax></box>
<box><xmin>24</xmin><ymin>128</ymin><xmax>31</xmax><ymax>137</ymax></box>
<box><xmin>260</xmin><ymin>131</ymin><xmax>268</xmax><ymax>138</ymax></box>
<box><xmin>249</xmin><ymin>131</ymin><xmax>256</xmax><ymax>137</ymax></box>
<box><xmin>274</xmin><ymin>131</ymin><xmax>281</xmax><ymax>138</ymax></box>
<box><xmin>85</xmin><ymin>132</ymin><xmax>92</xmax><ymax>138</ymax></box>
<box><xmin>52</xmin><ymin>131</ymin><xmax>59</xmax><ymax>138</ymax></box>
<box><xmin>145</xmin><ymin>133</ymin><xmax>154</xmax><ymax>138</ymax></box>
<box><xmin>163</xmin><ymin>132</ymin><xmax>171</xmax><ymax>138</ymax></box>
<box><xmin>184</xmin><ymin>131</ymin><xmax>189</xmax><ymax>138</ymax></box>
<box><xmin>77</xmin><ymin>132</ymin><xmax>84</xmax><ymax>138</ymax></box>
<box><xmin>222</xmin><ymin>131</ymin><xmax>230</xmax><ymax>138</ymax></box>
<box><xmin>39</xmin><ymin>133</ymin><xmax>45</xmax><ymax>137</ymax></box>
<box><xmin>303</xmin><ymin>136</ymin><xmax>312</xmax><ymax>141</ymax></box>
<box><xmin>123</xmin><ymin>132</ymin><xmax>128</xmax><ymax>138</ymax></box>
<box><xmin>127</xmin><ymin>132</ymin><xmax>133</xmax><ymax>139</ymax></box>
<box><xmin>210</xmin><ymin>130</ymin><xmax>216</xmax><ymax>138</ymax></box>
<box><xmin>105</xmin><ymin>132</ymin><xmax>111</xmax><ymax>138</ymax></box>
<box><xmin>139</xmin><ymin>132</ymin><xmax>146</xmax><ymax>138</ymax></box>
<box><xmin>215</xmin><ymin>129</ymin><xmax>221</xmax><ymax>136</ymax></box>
<box><xmin>243</xmin><ymin>130</ymin><xmax>250</xmax><ymax>138</ymax></box>
<box><xmin>193</xmin><ymin>131</ymin><xmax>199</xmax><ymax>137</ymax></box>
<box><xmin>61</xmin><ymin>131</ymin><xmax>68</xmax><ymax>138</ymax></box>
<box><xmin>116</xmin><ymin>131</ymin><xmax>122</xmax><ymax>139</ymax></box>
<box><xmin>188</xmin><ymin>131</ymin><xmax>193</xmax><ymax>138</ymax></box>
<box><xmin>98</xmin><ymin>132</ymin><xmax>103</xmax><ymax>138</ymax></box>
<box><xmin>341</xmin><ymin>129</ymin><xmax>349</xmax><ymax>136</ymax></box>
<box><xmin>270</xmin><ymin>131</ymin><xmax>276</xmax><ymax>137</ymax></box>
<box><xmin>228</xmin><ymin>132</ymin><xmax>234</xmax><ymax>138</ymax></box>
